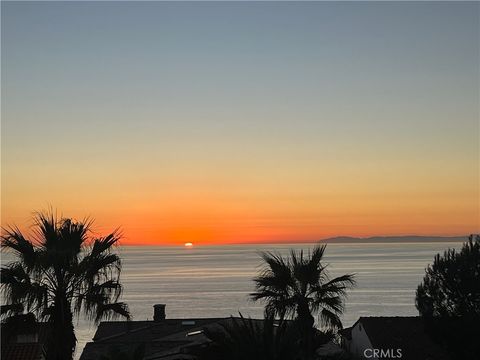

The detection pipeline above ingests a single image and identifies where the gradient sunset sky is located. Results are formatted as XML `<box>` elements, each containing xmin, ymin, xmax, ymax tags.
<box><xmin>2</xmin><ymin>2</ymin><xmax>479</xmax><ymax>245</ymax></box>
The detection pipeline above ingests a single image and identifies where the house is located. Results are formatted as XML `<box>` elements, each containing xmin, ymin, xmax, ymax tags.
<box><xmin>1</xmin><ymin>314</ymin><xmax>48</xmax><ymax>360</ymax></box>
<box><xmin>80</xmin><ymin>304</ymin><xmax>264</xmax><ymax>360</ymax></box>
<box><xmin>339</xmin><ymin>317</ymin><xmax>450</xmax><ymax>360</ymax></box>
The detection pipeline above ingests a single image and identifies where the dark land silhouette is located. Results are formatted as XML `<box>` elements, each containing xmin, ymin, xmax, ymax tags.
<box><xmin>321</xmin><ymin>235</ymin><xmax>467</xmax><ymax>244</ymax></box>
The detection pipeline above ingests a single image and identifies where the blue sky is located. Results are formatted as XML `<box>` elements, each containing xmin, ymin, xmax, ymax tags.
<box><xmin>2</xmin><ymin>2</ymin><xmax>479</xmax><ymax>243</ymax></box>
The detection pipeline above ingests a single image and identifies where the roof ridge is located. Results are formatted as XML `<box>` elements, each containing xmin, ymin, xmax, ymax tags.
<box><xmin>94</xmin><ymin>323</ymin><xmax>154</xmax><ymax>342</ymax></box>
<box><xmin>358</xmin><ymin>316</ymin><xmax>420</xmax><ymax>319</ymax></box>
<box><xmin>97</xmin><ymin>317</ymin><xmax>228</xmax><ymax>324</ymax></box>
<box><xmin>93</xmin><ymin>317</ymin><xmax>237</xmax><ymax>343</ymax></box>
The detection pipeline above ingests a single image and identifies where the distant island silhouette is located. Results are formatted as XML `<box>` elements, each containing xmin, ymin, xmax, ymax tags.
<box><xmin>321</xmin><ymin>235</ymin><xmax>467</xmax><ymax>244</ymax></box>
<box><xmin>231</xmin><ymin>236</ymin><xmax>469</xmax><ymax>246</ymax></box>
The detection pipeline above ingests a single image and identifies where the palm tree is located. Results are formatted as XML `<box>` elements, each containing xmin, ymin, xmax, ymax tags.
<box><xmin>1</xmin><ymin>212</ymin><xmax>130</xmax><ymax>360</ymax></box>
<box><xmin>250</xmin><ymin>244</ymin><xmax>355</xmax><ymax>332</ymax></box>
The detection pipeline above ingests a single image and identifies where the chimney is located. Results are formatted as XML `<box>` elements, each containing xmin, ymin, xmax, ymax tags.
<box><xmin>153</xmin><ymin>304</ymin><xmax>166</xmax><ymax>321</ymax></box>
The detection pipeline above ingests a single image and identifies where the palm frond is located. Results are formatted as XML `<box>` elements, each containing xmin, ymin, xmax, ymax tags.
<box><xmin>90</xmin><ymin>231</ymin><xmax>122</xmax><ymax>257</ymax></box>
<box><xmin>2</xmin><ymin>211</ymin><xmax>129</xmax><ymax>359</ymax></box>
<box><xmin>319</xmin><ymin>308</ymin><xmax>343</xmax><ymax>329</ymax></box>
<box><xmin>251</xmin><ymin>244</ymin><xmax>356</xmax><ymax>332</ymax></box>
<box><xmin>57</xmin><ymin>217</ymin><xmax>91</xmax><ymax>255</ymax></box>
<box><xmin>1</xmin><ymin>263</ymin><xmax>49</xmax><ymax>315</ymax></box>
<box><xmin>32</xmin><ymin>211</ymin><xmax>58</xmax><ymax>250</ymax></box>
<box><xmin>255</xmin><ymin>252</ymin><xmax>295</xmax><ymax>291</ymax></box>
<box><xmin>75</xmin><ymin>253</ymin><xmax>122</xmax><ymax>293</ymax></box>
<box><xmin>311</xmin><ymin>294</ymin><xmax>344</xmax><ymax>314</ymax></box>
<box><xmin>202</xmin><ymin>313</ymin><xmax>315</xmax><ymax>360</ymax></box>
<box><xmin>309</xmin><ymin>245</ymin><xmax>326</xmax><ymax>266</ymax></box>
<box><xmin>94</xmin><ymin>302</ymin><xmax>130</xmax><ymax>323</ymax></box>
<box><xmin>323</xmin><ymin>273</ymin><xmax>356</xmax><ymax>289</ymax></box>
<box><xmin>73</xmin><ymin>279</ymin><xmax>123</xmax><ymax>317</ymax></box>
<box><xmin>1</xmin><ymin>227</ymin><xmax>37</xmax><ymax>269</ymax></box>
<box><xmin>0</xmin><ymin>303</ymin><xmax>24</xmax><ymax>318</ymax></box>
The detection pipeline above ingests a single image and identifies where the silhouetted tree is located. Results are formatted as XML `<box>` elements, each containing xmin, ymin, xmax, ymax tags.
<box><xmin>416</xmin><ymin>234</ymin><xmax>480</xmax><ymax>360</ymax></box>
<box><xmin>1</xmin><ymin>212</ymin><xmax>130</xmax><ymax>360</ymax></box>
<box><xmin>200</xmin><ymin>314</ymin><xmax>333</xmax><ymax>360</ymax></box>
<box><xmin>250</xmin><ymin>245</ymin><xmax>356</xmax><ymax>334</ymax></box>
<box><xmin>250</xmin><ymin>245</ymin><xmax>355</xmax><ymax>359</ymax></box>
<box><xmin>416</xmin><ymin>234</ymin><xmax>480</xmax><ymax>317</ymax></box>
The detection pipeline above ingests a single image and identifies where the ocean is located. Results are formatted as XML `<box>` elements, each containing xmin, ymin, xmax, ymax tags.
<box><xmin>1</xmin><ymin>242</ymin><xmax>463</xmax><ymax>358</ymax></box>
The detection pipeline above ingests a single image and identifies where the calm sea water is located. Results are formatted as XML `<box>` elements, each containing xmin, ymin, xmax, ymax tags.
<box><xmin>1</xmin><ymin>242</ymin><xmax>462</xmax><ymax>358</ymax></box>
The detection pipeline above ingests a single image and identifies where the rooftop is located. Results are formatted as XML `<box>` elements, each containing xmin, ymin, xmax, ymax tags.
<box><xmin>1</xmin><ymin>316</ymin><xmax>49</xmax><ymax>360</ymax></box>
<box><xmin>1</xmin><ymin>343</ymin><xmax>44</xmax><ymax>360</ymax></box>
<box><xmin>346</xmin><ymin>316</ymin><xmax>450</xmax><ymax>360</ymax></box>
<box><xmin>81</xmin><ymin>316</ymin><xmax>264</xmax><ymax>360</ymax></box>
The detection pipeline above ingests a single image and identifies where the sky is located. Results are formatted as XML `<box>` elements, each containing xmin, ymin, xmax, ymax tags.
<box><xmin>1</xmin><ymin>1</ymin><xmax>479</xmax><ymax>246</ymax></box>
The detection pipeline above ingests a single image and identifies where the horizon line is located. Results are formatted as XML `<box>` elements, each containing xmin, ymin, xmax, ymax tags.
<box><xmin>117</xmin><ymin>234</ymin><xmax>473</xmax><ymax>247</ymax></box>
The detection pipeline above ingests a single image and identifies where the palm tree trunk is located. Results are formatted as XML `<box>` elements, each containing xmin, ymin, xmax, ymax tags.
<box><xmin>46</xmin><ymin>293</ymin><xmax>76</xmax><ymax>360</ymax></box>
<box><xmin>297</xmin><ymin>302</ymin><xmax>314</xmax><ymax>330</ymax></box>
<box><xmin>296</xmin><ymin>302</ymin><xmax>315</xmax><ymax>360</ymax></box>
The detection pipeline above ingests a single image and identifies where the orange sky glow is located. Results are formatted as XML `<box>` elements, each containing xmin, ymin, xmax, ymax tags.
<box><xmin>2</xmin><ymin>2</ymin><xmax>479</xmax><ymax>245</ymax></box>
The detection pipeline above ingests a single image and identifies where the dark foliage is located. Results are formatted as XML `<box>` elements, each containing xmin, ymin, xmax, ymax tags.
<box><xmin>250</xmin><ymin>245</ymin><xmax>356</xmax><ymax>331</ymax></box>
<box><xmin>416</xmin><ymin>234</ymin><xmax>480</xmax><ymax>360</ymax></box>
<box><xmin>1</xmin><ymin>312</ymin><xmax>37</xmax><ymax>343</ymax></box>
<box><xmin>198</xmin><ymin>314</ymin><xmax>334</xmax><ymax>360</ymax></box>
<box><xmin>98</xmin><ymin>344</ymin><xmax>145</xmax><ymax>360</ymax></box>
<box><xmin>416</xmin><ymin>234</ymin><xmax>480</xmax><ymax>317</ymax></box>
<box><xmin>1</xmin><ymin>212</ymin><xmax>130</xmax><ymax>360</ymax></box>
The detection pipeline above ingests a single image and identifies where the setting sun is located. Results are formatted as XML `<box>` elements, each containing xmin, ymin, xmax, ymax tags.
<box><xmin>184</xmin><ymin>242</ymin><xmax>193</xmax><ymax>247</ymax></box>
